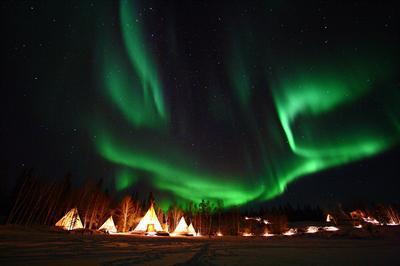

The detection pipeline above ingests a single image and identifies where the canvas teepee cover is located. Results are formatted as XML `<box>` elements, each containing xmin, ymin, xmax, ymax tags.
<box><xmin>133</xmin><ymin>204</ymin><xmax>163</xmax><ymax>232</ymax></box>
<box><xmin>188</xmin><ymin>222</ymin><xmax>196</xmax><ymax>236</ymax></box>
<box><xmin>55</xmin><ymin>208</ymin><xmax>84</xmax><ymax>230</ymax></box>
<box><xmin>99</xmin><ymin>216</ymin><xmax>117</xmax><ymax>233</ymax></box>
<box><xmin>173</xmin><ymin>216</ymin><xmax>189</xmax><ymax>235</ymax></box>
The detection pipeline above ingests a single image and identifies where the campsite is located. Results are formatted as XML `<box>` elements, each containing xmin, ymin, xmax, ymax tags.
<box><xmin>1</xmin><ymin>199</ymin><xmax>400</xmax><ymax>265</ymax></box>
<box><xmin>3</xmin><ymin>171</ymin><xmax>400</xmax><ymax>265</ymax></box>
<box><xmin>2</xmin><ymin>167</ymin><xmax>400</xmax><ymax>265</ymax></box>
<box><xmin>1</xmin><ymin>224</ymin><xmax>399</xmax><ymax>265</ymax></box>
<box><xmin>1</xmin><ymin>0</ymin><xmax>400</xmax><ymax>265</ymax></box>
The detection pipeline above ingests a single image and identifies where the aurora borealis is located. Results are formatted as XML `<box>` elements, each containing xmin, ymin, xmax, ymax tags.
<box><xmin>92</xmin><ymin>0</ymin><xmax>400</xmax><ymax>208</ymax></box>
<box><xmin>1</xmin><ymin>0</ymin><xmax>399</xmax><ymax>209</ymax></box>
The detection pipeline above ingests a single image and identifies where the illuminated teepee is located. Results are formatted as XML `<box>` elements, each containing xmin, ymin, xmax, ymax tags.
<box><xmin>172</xmin><ymin>216</ymin><xmax>189</xmax><ymax>235</ymax></box>
<box><xmin>55</xmin><ymin>208</ymin><xmax>84</xmax><ymax>230</ymax></box>
<box><xmin>188</xmin><ymin>222</ymin><xmax>197</xmax><ymax>236</ymax></box>
<box><xmin>133</xmin><ymin>204</ymin><xmax>163</xmax><ymax>233</ymax></box>
<box><xmin>99</xmin><ymin>216</ymin><xmax>117</xmax><ymax>233</ymax></box>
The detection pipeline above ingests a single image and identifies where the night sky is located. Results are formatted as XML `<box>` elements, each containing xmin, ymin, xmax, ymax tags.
<box><xmin>1</xmin><ymin>0</ymin><xmax>399</xmax><ymax>209</ymax></box>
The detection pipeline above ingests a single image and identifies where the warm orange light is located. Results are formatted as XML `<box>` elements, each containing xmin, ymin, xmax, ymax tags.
<box><xmin>133</xmin><ymin>205</ymin><xmax>163</xmax><ymax>233</ymax></box>
<box><xmin>362</xmin><ymin>216</ymin><xmax>380</xmax><ymax>225</ymax></box>
<box><xmin>263</xmin><ymin>232</ymin><xmax>274</xmax><ymax>237</ymax></box>
<box><xmin>147</xmin><ymin>223</ymin><xmax>155</xmax><ymax>233</ymax></box>
<box><xmin>323</xmin><ymin>226</ymin><xmax>339</xmax><ymax>231</ymax></box>
<box><xmin>283</xmin><ymin>228</ymin><xmax>297</xmax><ymax>236</ymax></box>
<box><xmin>98</xmin><ymin>216</ymin><xmax>117</xmax><ymax>233</ymax></box>
<box><xmin>55</xmin><ymin>208</ymin><xmax>84</xmax><ymax>231</ymax></box>
<box><xmin>350</xmin><ymin>209</ymin><xmax>382</xmax><ymax>225</ymax></box>
<box><xmin>305</xmin><ymin>226</ymin><xmax>319</xmax><ymax>233</ymax></box>
<box><xmin>386</xmin><ymin>207</ymin><xmax>400</xmax><ymax>226</ymax></box>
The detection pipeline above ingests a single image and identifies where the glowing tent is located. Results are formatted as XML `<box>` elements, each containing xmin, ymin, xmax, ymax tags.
<box><xmin>188</xmin><ymin>222</ymin><xmax>197</xmax><ymax>236</ymax></box>
<box><xmin>172</xmin><ymin>217</ymin><xmax>189</xmax><ymax>235</ymax></box>
<box><xmin>99</xmin><ymin>216</ymin><xmax>117</xmax><ymax>233</ymax></box>
<box><xmin>133</xmin><ymin>204</ymin><xmax>163</xmax><ymax>233</ymax></box>
<box><xmin>55</xmin><ymin>208</ymin><xmax>83</xmax><ymax>230</ymax></box>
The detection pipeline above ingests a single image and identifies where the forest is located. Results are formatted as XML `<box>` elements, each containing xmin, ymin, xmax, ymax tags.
<box><xmin>5</xmin><ymin>169</ymin><xmax>399</xmax><ymax>235</ymax></box>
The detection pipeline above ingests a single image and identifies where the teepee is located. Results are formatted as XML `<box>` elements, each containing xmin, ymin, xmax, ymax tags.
<box><xmin>133</xmin><ymin>204</ymin><xmax>163</xmax><ymax>233</ymax></box>
<box><xmin>99</xmin><ymin>216</ymin><xmax>117</xmax><ymax>233</ymax></box>
<box><xmin>188</xmin><ymin>222</ymin><xmax>197</xmax><ymax>236</ymax></box>
<box><xmin>326</xmin><ymin>214</ymin><xmax>334</xmax><ymax>222</ymax></box>
<box><xmin>172</xmin><ymin>216</ymin><xmax>189</xmax><ymax>235</ymax></box>
<box><xmin>55</xmin><ymin>208</ymin><xmax>83</xmax><ymax>230</ymax></box>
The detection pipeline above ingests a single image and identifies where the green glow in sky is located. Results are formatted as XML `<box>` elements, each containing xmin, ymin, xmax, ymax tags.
<box><xmin>120</xmin><ymin>0</ymin><xmax>167</xmax><ymax>121</ymax></box>
<box><xmin>100</xmin><ymin>0</ymin><xmax>168</xmax><ymax>129</ymax></box>
<box><xmin>115</xmin><ymin>168</ymin><xmax>138</xmax><ymax>190</ymax></box>
<box><xmin>268</xmin><ymin>54</ymin><xmax>399</xmax><ymax>194</ymax></box>
<box><xmin>96</xmin><ymin>131</ymin><xmax>264</xmax><ymax>207</ymax></box>
<box><xmin>93</xmin><ymin>0</ymin><xmax>400</xmax><ymax>208</ymax></box>
<box><xmin>272</xmin><ymin>58</ymin><xmax>391</xmax><ymax>157</ymax></box>
<box><xmin>229</xmin><ymin>48</ymin><xmax>252</xmax><ymax>108</ymax></box>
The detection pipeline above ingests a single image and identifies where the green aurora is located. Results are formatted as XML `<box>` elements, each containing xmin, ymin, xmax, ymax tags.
<box><xmin>94</xmin><ymin>0</ymin><xmax>400</xmax><ymax>209</ymax></box>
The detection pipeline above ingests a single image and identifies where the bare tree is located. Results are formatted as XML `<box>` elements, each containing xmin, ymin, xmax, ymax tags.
<box><xmin>116</xmin><ymin>196</ymin><xmax>135</xmax><ymax>232</ymax></box>
<box><xmin>216</xmin><ymin>199</ymin><xmax>224</xmax><ymax>233</ymax></box>
<box><xmin>127</xmin><ymin>199</ymin><xmax>142</xmax><ymax>230</ymax></box>
<box><xmin>169</xmin><ymin>205</ymin><xmax>183</xmax><ymax>232</ymax></box>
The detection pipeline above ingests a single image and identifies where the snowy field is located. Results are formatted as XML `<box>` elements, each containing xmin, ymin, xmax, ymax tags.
<box><xmin>0</xmin><ymin>226</ymin><xmax>399</xmax><ymax>265</ymax></box>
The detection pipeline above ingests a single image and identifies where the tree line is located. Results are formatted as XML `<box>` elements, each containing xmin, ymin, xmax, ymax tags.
<box><xmin>6</xmin><ymin>169</ymin><xmax>399</xmax><ymax>235</ymax></box>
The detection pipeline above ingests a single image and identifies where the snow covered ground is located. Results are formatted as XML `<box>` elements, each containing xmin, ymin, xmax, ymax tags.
<box><xmin>0</xmin><ymin>225</ymin><xmax>399</xmax><ymax>265</ymax></box>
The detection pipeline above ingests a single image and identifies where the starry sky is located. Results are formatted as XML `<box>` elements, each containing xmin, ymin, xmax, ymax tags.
<box><xmin>1</xmin><ymin>0</ymin><xmax>399</xmax><ymax>209</ymax></box>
